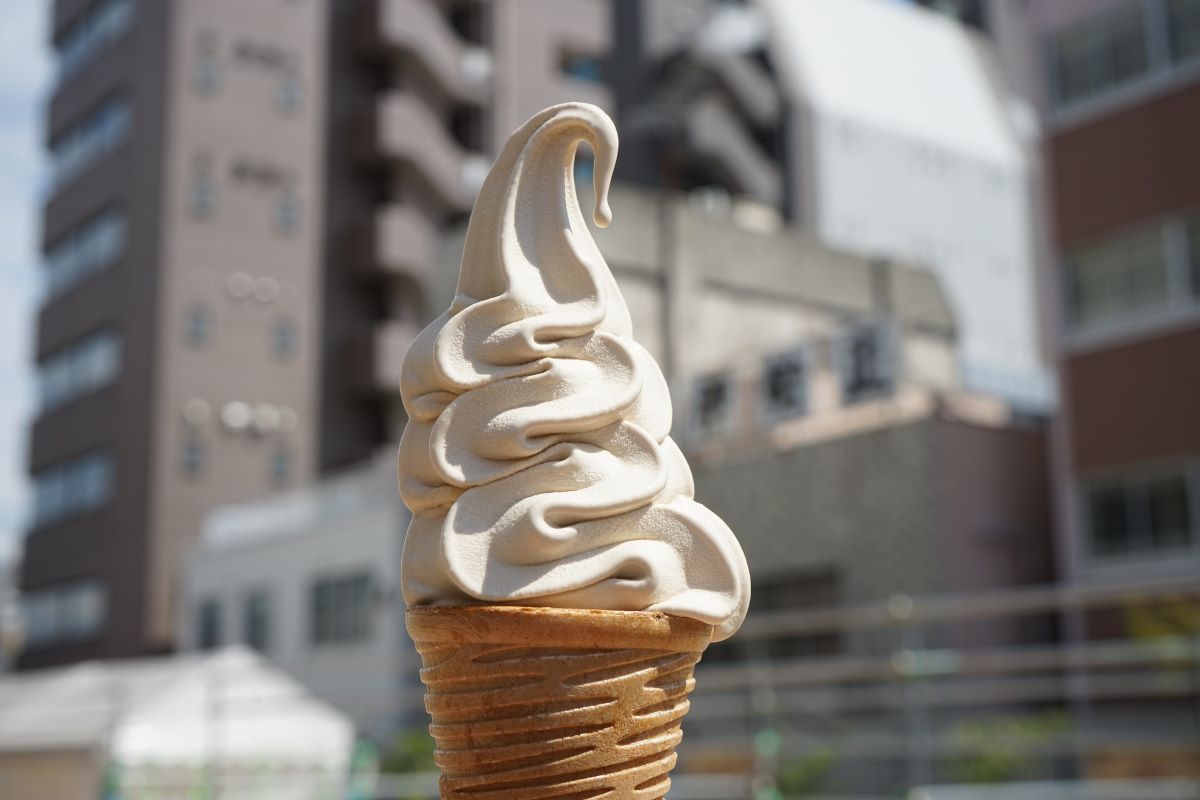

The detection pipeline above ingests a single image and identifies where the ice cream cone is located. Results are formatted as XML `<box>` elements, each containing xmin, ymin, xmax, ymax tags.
<box><xmin>406</xmin><ymin>605</ymin><xmax>714</xmax><ymax>799</ymax></box>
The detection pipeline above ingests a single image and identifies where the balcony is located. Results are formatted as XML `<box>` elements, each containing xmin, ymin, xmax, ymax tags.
<box><xmin>358</xmin><ymin>92</ymin><xmax>488</xmax><ymax>212</ymax></box>
<box><xmin>694</xmin><ymin>50</ymin><xmax>781</xmax><ymax>128</ymax></box>
<box><xmin>686</xmin><ymin>97</ymin><xmax>782</xmax><ymax>208</ymax></box>
<box><xmin>357</xmin><ymin>0</ymin><xmax>492</xmax><ymax>103</ymax></box>
<box><xmin>349</xmin><ymin>205</ymin><xmax>436</xmax><ymax>288</ymax></box>
<box><xmin>355</xmin><ymin>320</ymin><xmax>422</xmax><ymax>394</ymax></box>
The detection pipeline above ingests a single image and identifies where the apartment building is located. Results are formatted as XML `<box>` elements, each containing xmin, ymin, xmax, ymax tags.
<box><xmin>1026</xmin><ymin>0</ymin><xmax>1200</xmax><ymax>590</ymax></box>
<box><xmin>319</xmin><ymin>0</ymin><xmax>612</xmax><ymax>471</ymax></box>
<box><xmin>21</xmin><ymin>0</ymin><xmax>612</xmax><ymax>668</ymax></box>
<box><xmin>21</xmin><ymin>0</ymin><xmax>328</xmax><ymax>669</ymax></box>
<box><xmin>947</xmin><ymin>0</ymin><xmax>1200</xmax><ymax>781</ymax></box>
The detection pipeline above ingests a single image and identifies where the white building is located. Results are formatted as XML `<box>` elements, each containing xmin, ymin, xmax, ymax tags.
<box><xmin>181</xmin><ymin>451</ymin><xmax>416</xmax><ymax>741</ymax></box>
<box><xmin>759</xmin><ymin>0</ymin><xmax>1051</xmax><ymax>409</ymax></box>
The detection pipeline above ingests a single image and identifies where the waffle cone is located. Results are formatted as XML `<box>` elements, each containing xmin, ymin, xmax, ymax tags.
<box><xmin>406</xmin><ymin>605</ymin><xmax>714</xmax><ymax>799</ymax></box>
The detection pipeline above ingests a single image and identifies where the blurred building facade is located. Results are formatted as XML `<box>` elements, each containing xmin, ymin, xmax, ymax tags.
<box><xmin>1023</xmin><ymin>0</ymin><xmax>1200</xmax><ymax>596</ymax></box>
<box><xmin>21</xmin><ymin>0</ymin><xmax>612</xmax><ymax>669</ymax></box>
<box><xmin>22</xmin><ymin>0</ymin><xmax>328</xmax><ymax>668</ymax></box>
<box><xmin>1026</xmin><ymin>0</ymin><xmax>1200</xmax><ymax>780</ymax></box>
<box><xmin>319</xmin><ymin>0</ymin><xmax>611</xmax><ymax>471</ymax></box>
<box><xmin>201</xmin><ymin>181</ymin><xmax>1051</xmax><ymax>750</ymax></box>
<box><xmin>583</xmin><ymin>185</ymin><xmax>1054</xmax><ymax>657</ymax></box>
<box><xmin>609</xmin><ymin>0</ymin><xmax>1053</xmax><ymax>409</ymax></box>
<box><xmin>181</xmin><ymin>451</ymin><xmax>415</xmax><ymax>741</ymax></box>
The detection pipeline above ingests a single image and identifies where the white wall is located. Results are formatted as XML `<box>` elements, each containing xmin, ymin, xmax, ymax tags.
<box><xmin>760</xmin><ymin>0</ymin><xmax>1053</xmax><ymax>410</ymax></box>
<box><xmin>183</xmin><ymin>459</ymin><xmax>414</xmax><ymax>741</ymax></box>
<box><xmin>810</xmin><ymin>112</ymin><xmax>1049</xmax><ymax>407</ymax></box>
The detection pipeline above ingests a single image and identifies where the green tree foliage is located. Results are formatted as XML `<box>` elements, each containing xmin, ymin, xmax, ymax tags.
<box><xmin>380</xmin><ymin>730</ymin><xmax>437</xmax><ymax>774</ymax></box>
<box><xmin>947</xmin><ymin>711</ymin><xmax>1069</xmax><ymax>784</ymax></box>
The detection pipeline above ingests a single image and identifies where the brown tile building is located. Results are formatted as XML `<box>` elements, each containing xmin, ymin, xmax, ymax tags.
<box><xmin>20</xmin><ymin>0</ymin><xmax>610</xmax><ymax>668</ymax></box>
<box><xmin>1024</xmin><ymin>0</ymin><xmax>1200</xmax><ymax>587</ymax></box>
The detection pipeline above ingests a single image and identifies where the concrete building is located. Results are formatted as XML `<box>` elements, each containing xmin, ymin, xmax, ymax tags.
<box><xmin>22</xmin><ymin>0</ymin><xmax>613</xmax><ymax>669</ymax></box>
<box><xmin>22</xmin><ymin>0</ymin><xmax>328</xmax><ymax>669</ymax></box>
<box><xmin>577</xmin><ymin>184</ymin><xmax>1052</xmax><ymax>635</ymax></box>
<box><xmin>181</xmin><ymin>452</ymin><xmax>414</xmax><ymax>741</ymax></box>
<box><xmin>609</xmin><ymin>0</ymin><xmax>1052</xmax><ymax>409</ymax></box>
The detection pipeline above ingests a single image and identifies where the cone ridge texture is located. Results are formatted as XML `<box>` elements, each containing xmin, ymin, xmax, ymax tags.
<box><xmin>407</xmin><ymin>606</ymin><xmax>714</xmax><ymax>799</ymax></box>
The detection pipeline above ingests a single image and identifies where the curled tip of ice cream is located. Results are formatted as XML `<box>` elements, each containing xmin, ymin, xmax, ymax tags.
<box><xmin>397</xmin><ymin>103</ymin><xmax>750</xmax><ymax>640</ymax></box>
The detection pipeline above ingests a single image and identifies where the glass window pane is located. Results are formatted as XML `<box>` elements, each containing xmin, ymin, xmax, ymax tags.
<box><xmin>1054</xmin><ymin>25</ymin><xmax>1096</xmax><ymax>105</ymax></box>
<box><xmin>1124</xmin><ymin>227</ymin><xmax>1170</xmax><ymax>311</ymax></box>
<box><xmin>1168</xmin><ymin>0</ymin><xmax>1200</xmax><ymax>63</ymax></box>
<box><xmin>694</xmin><ymin>374</ymin><xmax>731</xmax><ymax>432</ymax></box>
<box><xmin>764</xmin><ymin>351</ymin><xmax>807</xmax><ymax>418</ymax></box>
<box><xmin>1108</xmin><ymin>5</ymin><xmax>1149</xmax><ymax>84</ymax></box>
<box><xmin>842</xmin><ymin>324</ymin><xmax>893</xmax><ymax>404</ymax></box>
<box><xmin>244</xmin><ymin>589</ymin><xmax>271</xmax><ymax>652</ymax></box>
<box><xmin>1146</xmin><ymin>473</ymin><xmax>1192</xmax><ymax>549</ymax></box>
<box><xmin>1187</xmin><ymin>214</ymin><xmax>1200</xmax><ymax>298</ymax></box>
<box><xmin>1068</xmin><ymin>224</ymin><xmax>1168</xmax><ymax>327</ymax></box>
<box><xmin>197</xmin><ymin>600</ymin><xmax>221</xmax><ymax>650</ymax></box>
<box><xmin>1050</xmin><ymin>4</ymin><xmax>1151</xmax><ymax>108</ymax></box>
<box><xmin>1088</xmin><ymin>485</ymin><xmax>1130</xmax><ymax>555</ymax></box>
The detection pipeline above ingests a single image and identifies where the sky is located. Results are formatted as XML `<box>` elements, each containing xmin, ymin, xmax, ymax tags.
<box><xmin>0</xmin><ymin>3</ymin><xmax>50</xmax><ymax>565</ymax></box>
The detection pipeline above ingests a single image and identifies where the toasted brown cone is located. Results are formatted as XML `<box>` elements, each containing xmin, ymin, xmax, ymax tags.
<box><xmin>406</xmin><ymin>605</ymin><xmax>714</xmax><ymax>800</ymax></box>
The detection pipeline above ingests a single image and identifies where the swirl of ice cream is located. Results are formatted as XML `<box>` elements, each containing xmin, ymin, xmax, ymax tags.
<box><xmin>398</xmin><ymin>103</ymin><xmax>749</xmax><ymax>640</ymax></box>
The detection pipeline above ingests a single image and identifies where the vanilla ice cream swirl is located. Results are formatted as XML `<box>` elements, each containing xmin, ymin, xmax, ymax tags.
<box><xmin>398</xmin><ymin>103</ymin><xmax>749</xmax><ymax>640</ymax></box>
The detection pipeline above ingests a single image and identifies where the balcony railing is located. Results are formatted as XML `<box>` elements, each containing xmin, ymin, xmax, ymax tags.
<box><xmin>349</xmin><ymin>205</ymin><xmax>436</xmax><ymax>288</ymax></box>
<box><xmin>357</xmin><ymin>0</ymin><xmax>492</xmax><ymax>103</ymax></box>
<box><xmin>358</xmin><ymin>92</ymin><xmax>489</xmax><ymax>212</ymax></box>
<box><xmin>358</xmin><ymin>319</ymin><xmax>422</xmax><ymax>394</ymax></box>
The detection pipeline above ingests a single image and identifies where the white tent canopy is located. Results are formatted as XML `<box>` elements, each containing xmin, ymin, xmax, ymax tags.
<box><xmin>0</xmin><ymin>646</ymin><xmax>353</xmax><ymax>796</ymax></box>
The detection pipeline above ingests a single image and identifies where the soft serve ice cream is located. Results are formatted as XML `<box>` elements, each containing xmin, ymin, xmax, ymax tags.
<box><xmin>398</xmin><ymin>103</ymin><xmax>750</xmax><ymax>640</ymax></box>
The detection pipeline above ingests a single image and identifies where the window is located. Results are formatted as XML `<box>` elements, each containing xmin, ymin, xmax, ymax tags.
<box><xmin>48</xmin><ymin>98</ymin><xmax>131</xmax><ymax>193</ymax></box>
<box><xmin>1050</xmin><ymin>3</ymin><xmax>1150</xmax><ymax>109</ymax></box>
<box><xmin>192</xmin><ymin>39</ymin><xmax>221</xmax><ymax>94</ymax></box>
<box><xmin>561</xmin><ymin>51</ymin><xmax>603</xmax><ymax>84</ymax></box>
<box><xmin>184</xmin><ymin>304</ymin><xmax>212</xmax><ymax>346</ymax></box>
<box><xmin>1168</xmin><ymin>0</ymin><xmax>1200</xmax><ymax>64</ymax></box>
<box><xmin>190</xmin><ymin>171</ymin><xmax>217</xmax><ymax>218</ymax></box>
<box><xmin>276</xmin><ymin>72</ymin><xmax>303</xmax><ymax>114</ymax></box>
<box><xmin>763</xmin><ymin>350</ymin><xmax>808</xmax><ymax>420</ymax></box>
<box><xmin>196</xmin><ymin>599</ymin><xmax>222</xmax><ymax>650</ymax></box>
<box><xmin>32</xmin><ymin>451</ymin><xmax>114</xmax><ymax>528</ymax></box>
<box><xmin>181</xmin><ymin>437</ymin><xmax>204</xmax><ymax>477</ymax></box>
<box><xmin>271</xmin><ymin>447</ymin><xmax>292</xmax><ymax>485</ymax></box>
<box><xmin>839</xmin><ymin>322</ymin><xmax>893</xmax><ymax>404</ymax></box>
<box><xmin>272</xmin><ymin>318</ymin><xmax>297</xmax><ymax>358</ymax></box>
<box><xmin>243</xmin><ymin>589</ymin><xmax>271</xmax><ymax>652</ymax></box>
<box><xmin>1086</xmin><ymin>467</ymin><xmax>1196</xmax><ymax>557</ymax></box>
<box><xmin>693</xmin><ymin>373</ymin><xmax>732</xmax><ymax>433</ymax></box>
<box><xmin>1187</xmin><ymin>213</ymin><xmax>1200</xmax><ymax>298</ymax></box>
<box><xmin>310</xmin><ymin>573</ymin><xmax>373</xmax><ymax>645</ymax></box>
<box><xmin>1067</xmin><ymin>223</ymin><xmax>1169</xmax><ymax>328</ymax></box>
<box><xmin>276</xmin><ymin>190</ymin><xmax>300</xmax><ymax>233</ymax></box>
<box><xmin>56</xmin><ymin>0</ymin><xmax>135</xmax><ymax>82</ymax></box>
<box><xmin>38</xmin><ymin>331</ymin><xmax>121</xmax><ymax>413</ymax></box>
<box><xmin>43</xmin><ymin>211</ymin><xmax>126</xmax><ymax>303</ymax></box>
<box><xmin>21</xmin><ymin>580</ymin><xmax>107</xmax><ymax>649</ymax></box>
